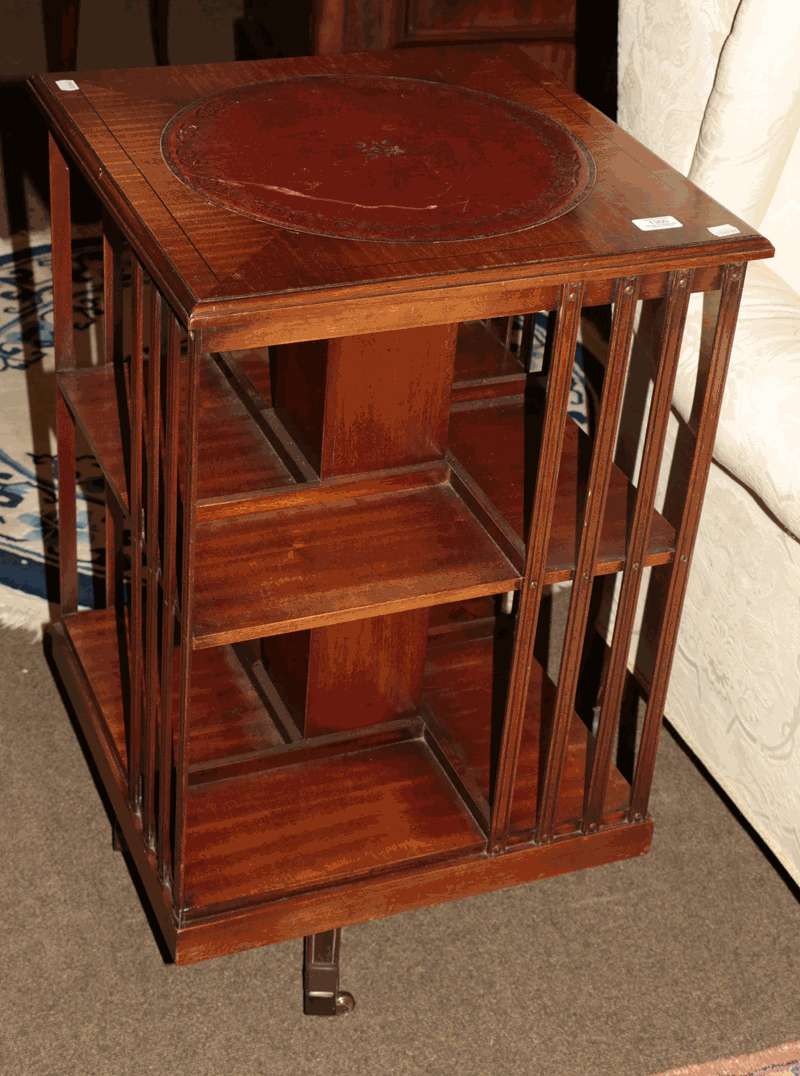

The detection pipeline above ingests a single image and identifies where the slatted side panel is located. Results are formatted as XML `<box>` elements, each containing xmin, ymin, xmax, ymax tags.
<box><xmin>102</xmin><ymin>211</ymin><xmax>124</xmax><ymax>610</ymax></box>
<box><xmin>49</xmin><ymin>134</ymin><xmax>78</xmax><ymax>616</ymax></box>
<box><xmin>156</xmin><ymin>311</ymin><xmax>182</xmax><ymax>885</ymax></box>
<box><xmin>106</xmin><ymin>253</ymin><xmax>200</xmax><ymax>903</ymax></box>
<box><xmin>536</xmin><ymin>276</ymin><xmax>642</xmax><ymax>844</ymax></box>
<box><xmin>487</xmin><ymin>272</ymin><xmax>713</xmax><ymax>849</ymax></box>
<box><xmin>576</xmin><ymin>271</ymin><xmax>692</xmax><ymax>833</ymax></box>
<box><xmin>489</xmin><ymin>282</ymin><xmax>583</xmax><ymax>853</ymax></box>
<box><xmin>142</xmin><ymin>283</ymin><xmax>163</xmax><ymax>844</ymax></box>
<box><xmin>628</xmin><ymin>263</ymin><xmax>747</xmax><ymax>821</ymax></box>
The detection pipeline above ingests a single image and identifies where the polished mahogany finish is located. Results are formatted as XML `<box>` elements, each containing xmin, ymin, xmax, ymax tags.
<box><xmin>31</xmin><ymin>45</ymin><xmax>772</xmax><ymax>1011</ymax></box>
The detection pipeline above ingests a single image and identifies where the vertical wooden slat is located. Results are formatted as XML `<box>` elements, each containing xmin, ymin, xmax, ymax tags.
<box><xmin>143</xmin><ymin>283</ymin><xmax>162</xmax><ymax>843</ymax></box>
<box><xmin>102</xmin><ymin>212</ymin><xmax>122</xmax><ymax>609</ymax></box>
<box><xmin>127</xmin><ymin>257</ymin><xmax>145</xmax><ymax>808</ymax></box>
<box><xmin>157</xmin><ymin>311</ymin><xmax>181</xmax><ymax>885</ymax></box>
<box><xmin>580</xmin><ymin>269</ymin><xmax>695</xmax><ymax>833</ymax></box>
<box><xmin>535</xmin><ymin>277</ymin><xmax>640</xmax><ymax>844</ymax></box>
<box><xmin>171</xmin><ymin>329</ymin><xmax>202</xmax><ymax>913</ymax></box>
<box><xmin>49</xmin><ymin>133</ymin><xmax>78</xmax><ymax>617</ymax></box>
<box><xmin>629</xmin><ymin>263</ymin><xmax>747</xmax><ymax>820</ymax></box>
<box><xmin>488</xmin><ymin>282</ymin><xmax>583</xmax><ymax>854</ymax></box>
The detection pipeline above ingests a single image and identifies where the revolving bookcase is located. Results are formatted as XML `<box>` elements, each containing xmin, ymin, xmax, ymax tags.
<box><xmin>29</xmin><ymin>44</ymin><xmax>772</xmax><ymax>1014</ymax></box>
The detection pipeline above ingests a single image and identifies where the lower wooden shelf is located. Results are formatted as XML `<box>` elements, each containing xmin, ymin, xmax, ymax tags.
<box><xmin>184</xmin><ymin>723</ymin><xmax>487</xmax><ymax>916</ymax></box>
<box><xmin>61</xmin><ymin>608</ymin><xmax>288</xmax><ymax>775</ymax></box>
<box><xmin>55</xmin><ymin>603</ymin><xmax>641</xmax><ymax>942</ymax></box>
<box><xmin>423</xmin><ymin>626</ymin><xmax>632</xmax><ymax>839</ymax></box>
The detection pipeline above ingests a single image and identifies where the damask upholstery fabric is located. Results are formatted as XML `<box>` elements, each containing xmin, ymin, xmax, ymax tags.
<box><xmin>618</xmin><ymin>0</ymin><xmax>738</xmax><ymax>175</ymax></box>
<box><xmin>672</xmin><ymin>263</ymin><xmax>800</xmax><ymax>538</ymax></box>
<box><xmin>618</xmin><ymin>0</ymin><xmax>800</xmax><ymax>884</ymax></box>
<box><xmin>688</xmin><ymin>0</ymin><xmax>800</xmax><ymax>231</ymax></box>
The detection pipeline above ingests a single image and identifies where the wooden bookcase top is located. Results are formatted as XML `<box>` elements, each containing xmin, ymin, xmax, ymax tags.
<box><xmin>29</xmin><ymin>45</ymin><xmax>772</xmax><ymax>345</ymax></box>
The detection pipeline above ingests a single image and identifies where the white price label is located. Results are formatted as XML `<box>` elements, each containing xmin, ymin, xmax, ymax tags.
<box><xmin>708</xmin><ymin>224</ymin><xmax>740</xmax><ymax>237</ymax></box>
<box><xmin>55</xmin><ymin>80</ymin><xmax>79</xmax><ymax>91</ymax></box>
<box><xmin>632</xmin><ymin>216</ymin><xmax>683</xmax><ymax>232</ymax></box>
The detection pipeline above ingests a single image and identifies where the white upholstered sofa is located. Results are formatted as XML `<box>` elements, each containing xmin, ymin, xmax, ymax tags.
<box><xmin>615</xmin><ymin>0</ymin><xmax>800</xmax><ymax>885</ymax></box>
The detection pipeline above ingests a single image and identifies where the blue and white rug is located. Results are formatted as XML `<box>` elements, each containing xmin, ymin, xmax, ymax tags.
<box><xmin>0</xmin><ymin>236</ymin><xmax>107</xmax><ymax>633</ymax></box>
<box><xmin>0</xmin><ymin>237</ymin><xmax>591</xmax><ymax>634</ymax></box>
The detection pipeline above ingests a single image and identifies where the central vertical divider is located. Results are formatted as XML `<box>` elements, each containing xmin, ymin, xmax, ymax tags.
<box><xmin>265</xmin><ymin>324</ymin><xmax>458</xmax><ymax>737</ymax></box>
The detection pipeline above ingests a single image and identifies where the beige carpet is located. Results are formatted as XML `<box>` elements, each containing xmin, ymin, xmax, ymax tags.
<box><xmin>3</xmin><ymin>614</ymin><xmax>800</xmax><ymax>1076</ymax></box>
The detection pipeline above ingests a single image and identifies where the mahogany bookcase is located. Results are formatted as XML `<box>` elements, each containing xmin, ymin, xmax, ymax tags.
<box><xmin>29</xmin><ymin>44</ymin><xmax>772</xmax><ymax>1015</ymax></box>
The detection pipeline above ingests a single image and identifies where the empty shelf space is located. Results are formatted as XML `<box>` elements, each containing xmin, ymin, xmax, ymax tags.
<box><xmin>57</xmin><ymin>354</ymin><xmax>296</xmax><ymax>516</ymax></box>
<box><xmin>192</xmin><ymin>480</ymin><xmax>520</xmax><ymax>648</ymax></box>
<box><xmin>183</xmin><ymin>728</ymin><xmax>487</xmax><ymax>915</ymax></box>
<box><xmin>221</xmin><ymin>348</ymin><xmax>273</xmax><ymax>407</ymax></box>
<box><xmin>57</xmin><ymin>365</ymin><xmax>129</xmax><ymax>511</ymax></box>
<box><xmin>452</xmin><ymin>321</ymin><xmax>526</xmax><ymax>403</ymax></box>
<box><xmin>62</xmin><ymin>608</ymin><xmax>288</xmax><ymax>773</ymax></box>
<box><xmin>448</xmin><ymin>397</ymin><xmax>676</xmax><ymax>582</ymax></box>
<box><xmin>422</xmin><ymin>628</ymin><xmax>631</xmax><ymax>837</ymax></box>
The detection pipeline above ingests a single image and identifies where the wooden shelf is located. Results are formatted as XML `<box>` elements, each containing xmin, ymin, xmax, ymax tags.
<box><xmin>62</xmin><ymin>608</ymin><xmax>289</xmax><ymax>774</ymax></box>
<box><xmin>59</xmin><ymin>599</ymin><xmax>632</xmax><ymax>923</ymax></box>
<box><xmin>183</xmin><ymin>723</ymin><xmax>487</xmax><ymax>916</ymax></box>
<box><xmin>57</xmin><ymin>354</ymin><xmax>296</xmax><ymax>518</ymax></box>
<box><xmin>423</xmin><ymin>627</ymin><xmax>632</xmax><ymax>838</ymax></box>
<box><xmin>192</xmin><ymin>478</ymin><xmax>520</xmax><ymax>647</ymax></box>
<box><xmin>452</xmin><ymin>321</ymin><xmax>526</xmax><ymax>404</ymax></box>
<box><xmin>448</xmin><ymin>396</ymin><xmax>676</xmax><ymax>582</ymax></box>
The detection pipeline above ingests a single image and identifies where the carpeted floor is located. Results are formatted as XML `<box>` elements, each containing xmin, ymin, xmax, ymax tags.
<box><xmin>2</xmin><ymin>610</ymin><xmax>800</xmax><ymax>1076</ymax></box>
<box><xmin>654</xmin><ymin>1042</ymin><xmax>800</xmax><ymax>1076</ymax></box>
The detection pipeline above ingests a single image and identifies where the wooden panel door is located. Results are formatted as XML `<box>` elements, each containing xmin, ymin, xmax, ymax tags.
<box><xmin>315</xmin><ymin>0</ymin><xmax>577</xmax><ymax>86</ymax></box>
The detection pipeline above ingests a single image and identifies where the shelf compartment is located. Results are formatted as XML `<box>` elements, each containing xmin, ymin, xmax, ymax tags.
<box><xmin>61</xmin><ymin>608</ymin><xmax>288</xmax><ymax>772</ymax></box>
<box><xmin>452</xmin><ymin>321</ymin><xmax>526</xmax><ymax>404</ymax></box>
<box><xmin>192</xmin><ymin>479</ymin><xmax>520</xmax><ymax>648</ymax></box>
<box><xmin>448</xmin><ymin>396</ymin><xmax>676</xmax><ymax>582</ymax></box>
<box><xmin>422</xmin><ymin>627</ymin><xmax>632</xmax><ymax>837</ymax></box>
<box><xmin>182</xmin><ymin>724</ymin><xmax>487</xmax><ymax>915</ymax></box>
<box><xmin>57</xmin><ymin>353</ymin><xmax>296</xmax><ymax>517</ymax></box>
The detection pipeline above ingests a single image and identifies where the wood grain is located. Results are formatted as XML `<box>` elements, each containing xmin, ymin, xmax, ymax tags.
<box><xmin>448</xmin><ymin>396</ymin><xmax>677</xmax><ymax>582</ymax></box>
<box><xmin>192</xmin><ymin>482</ymin><xmax>519</xmax><ymax>646</ymax></box>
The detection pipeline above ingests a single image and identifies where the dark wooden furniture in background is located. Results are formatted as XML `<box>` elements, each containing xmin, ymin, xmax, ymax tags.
<box><xmin>29</xmin><ymin>45</ymin><xmax>771</xmax><ymax>1015</ymax></box>
<box><xmin>237</xmin><ymin>0</ymin><xmax>578</xmax><ymax>88</ymax></box>
<box><xmin>43</xmin><ymin>0</ymin><xmax>169</xmax><ymax>71</ymax></box>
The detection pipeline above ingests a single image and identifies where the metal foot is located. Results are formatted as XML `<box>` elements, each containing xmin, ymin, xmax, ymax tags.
<box><xmin>303</xmin><ymin>929</ymin><xmax>355</xmax><ymax>1016</ymax></box>
<box><xmin>112</xmin><ymin>820</ymin><xmax>126</xmax><ymax>852</ymax></box>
